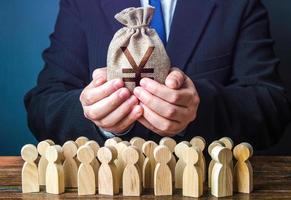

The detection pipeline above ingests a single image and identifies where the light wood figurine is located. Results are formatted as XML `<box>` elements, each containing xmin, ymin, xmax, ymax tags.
<box><xmin>37</xmin><ymin>139</ymin><xmax>54</xmax><ymax>186</ymax></box>
<box><xmin>174</xmin><ymin>141</ymin><xmax>191</xmax><ymax>189</ymax></box>
<box><xmin>142</xmin><ymin>140</ymin><xmax>158</xmax><ymax>189</ymax></box>
<box><xmin>208</xmin><ymin>140</ymin><xmax>224</xmax><ymax>188</ymax></box>
<box><xmin>115</xmin><ymin>141</ymin><xmax>130</xmax><ymax>188</ymax></box>
<box><xmin>85</xmin><ymin>140</ymin><xmax>100</xmax><ymax>188</ymax></box>
<box><xmin>46</xmin><ymin>145</ymin><xmax>65</xmax><ymax>194</ymax></box>
<box><xmin>77</xmin><ymin>145</ymin><xmax>96</xmax><ymax>195</ymax></box>
<box><xmin>75</xmin><ymin>136</ymin><xmax>89</xmax><ymax>148</ymax></box>
<box><xmin>62</xmin><ymin>140</ymin><xmax>78</xmax><ymax>188</ymax></box>
<box><xmin>130</xmin><ymin>137</ymin><xmax>146</xmax><ymax>172</ymax></box>
<box><xmin>211</xmin><ymin>146</ymin><xmax>233</xmax><ymax>197</ymax></box>
<box><xmin>182</xmin><ymin>146</ymin><xmax>203</xmax><ymax>197</ymax></box>
<box><xmin>104</xmin><ymin>137</ymin><xmax>122</xmax><ymax>147</ymax></box>
<box><xmin>97</xmin><ymin>146</ymin><xmax>119</xmax><ymax>195</ymax></box>
<box><xmin>219</xmin><ymin>137</ymin><xmax>234</xmax><ymax>170</ymax></box>
<box><xmin>154</xmin><ymin>145</ymin><xmax>172</xmax><ymax>196</ymax></box>
<box><xmin>122</xmin><ymin>146</ymin><xmax>141</xmax><ymax>196</ymax></box>
<box><xmin>190</xmin><ymin>136</ymin><xmax>206</xmax><ymax>183</ymax></box>
<box><xmin>21</xmin><ymin>144</ymin><xmax>39</xmax><ymax>193</ymax></box>
<box><xmin>233</xmin><ymin>142</ymin><xmax>253</xmax><ymax>193</ymax></box>
<box><xmin>160</xmin><ymin>137</ymin><xmax>176</xmax><ymax>183</ymax></box>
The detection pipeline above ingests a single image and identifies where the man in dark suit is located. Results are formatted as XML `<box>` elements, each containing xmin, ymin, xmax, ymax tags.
<box><xmin>25</xmin><ymin>0</ymin><xmax>291</xmax><ymax>149</ymax></box>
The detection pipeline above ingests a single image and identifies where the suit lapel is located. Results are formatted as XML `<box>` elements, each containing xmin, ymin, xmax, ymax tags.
<box><xmin>166</xmin><ymin>0</ymin><xmax>216</xmax><ymax>71</ymax></box>
<box><xmin>100</xmin><ymin>0</ymin><xmax>140</xmax><ymax>32</ymax></box>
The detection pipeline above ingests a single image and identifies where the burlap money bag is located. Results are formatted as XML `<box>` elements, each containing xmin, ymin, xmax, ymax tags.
<box><xmin>107</xmin><ymin>6</ymin><xmax>171</xmax><ymax>91</ymax></box>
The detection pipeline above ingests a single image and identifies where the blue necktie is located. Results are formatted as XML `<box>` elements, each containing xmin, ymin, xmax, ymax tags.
<box><xmin>149</xmin><ymin>0</ymin><xmax>167</xmax><ymax>46</ymax></box>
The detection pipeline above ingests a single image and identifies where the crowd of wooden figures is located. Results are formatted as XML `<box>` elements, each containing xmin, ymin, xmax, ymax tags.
<box><xmin>21</xmin><ymin>136</ymin><xmax>253</xmax><ymax>198</ymax></box>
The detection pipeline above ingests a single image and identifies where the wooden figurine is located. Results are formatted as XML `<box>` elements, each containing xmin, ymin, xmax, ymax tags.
<box><xmin>21</xmin><ymin>144</ymin><xmax>39</xmax><ymax>193</ymax></box>
<box><xmin>190</xmin><ymin>136</ymin><xmax>206</xmax><ymax>183</ymax></box>
<box><xmin>122</xmin><ymin>146</ymin><xmax>141</xmax><ymax>196</ymax></box>
<box><xmin>182</xmin><ymin>146</ymin><xmax>203</xmax><ymax>197</ymax></box>
<box><xmin>219</xmin><ymin>137</ymin><xmax>234</xmax><ymax>150</ymax></box>
<box><xmin>211</xmin><ymin>146</ymin><xmax>233</xmax><ymax>197</ymax></box>
<box><xmin>208</xmin><ymin>140</ymin><xmax>225</xmax><ymax>188</ymax></box>
<box><xmin>46</xmin><ymin>145</ymin><xmax>65</xmax><ymax>194</ymax></box>
<box><xmin>142</xmin><ymin>140</ymin><xmax>158</xmax><ymax>189</ymax></box>
<box><xmin>75</xmin><ymin>136</ymin><xmax>89</xmax><ymax>148</ymax></box>
<box><xmin>37</xmin><ymin>139</ymin><xmax>54</xmax><ymax>186</ymax></box>
<box><xmin>62</xmin><ymin>140</ymin><xmax>78</xmax><ymax>188</ymax></box>
<box><xmin>159</xmin><ymin>137</ymin><xmax>177</xmax><ymax>183</ymax></box>
<box><xmin>130</xmin><ymin>137</ymin><xmax>146</xmax><ymax>171</ymax></box>
<box><xmin>104</xmin><ymin>137</ymin><xmax>122</xmax><ymax>147</ymax></box>
<box><xmin>77</xmin><ymin>145</ymin><xmax>96</xmax><ymax>195</ymax></box>
<box><xmin>174</xmin><ymin>141</ymin><xmax>191</xmax><ymax>189</ymax></box>
<box><xmin>154</xmin><ymin>145</ymin><xmax>172</xmax><ymax>196</ymax></box>
<box><xmin>115</xmin><ymin>141</ymin><xmax>130</xmax><ymax>188</ymax></box>
<box><xmin>85</xmin><ymin>140</ymin><xmax>100</xmax><ymax>188</ymax></box>
<box><xmin>219</xmin><ymin>137</ymin><xmax>234</xmax><ymax>170</ymax></box>
<box><xmin>233</xmin><ymin>142</ymin><xmax>253</xmax><ymax>193</ymax></box>
<box><xmin>97</xmin><ymin>146</ymin><xmax>119</xmax><ymax>195</ymax></box>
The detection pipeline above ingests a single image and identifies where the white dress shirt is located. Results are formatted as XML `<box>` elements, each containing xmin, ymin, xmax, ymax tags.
<box><xmin>100</xmin><ymin>0</ymin><xmax>177</xmax><ymax>138</ymax></box>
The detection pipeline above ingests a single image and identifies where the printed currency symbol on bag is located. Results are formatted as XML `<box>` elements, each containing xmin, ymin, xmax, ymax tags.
<box><xmin>121</xmin><ymin>46</ymin><xmax>155</xmax><ymax>86</ymax></box>
<box><xmin>107</xmin><ymin>6</ymin><xmax>170</xmax><ymax>91</ymax></box>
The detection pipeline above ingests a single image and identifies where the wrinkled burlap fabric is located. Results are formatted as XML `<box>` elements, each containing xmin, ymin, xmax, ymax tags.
<box><xmin>107</xmin><ymin>6</ymin><xmax>171</xmax><ymax>92</ymax></box>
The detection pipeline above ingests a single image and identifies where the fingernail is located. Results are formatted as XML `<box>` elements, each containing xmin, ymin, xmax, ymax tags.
<box><xmin>119</xmin><ymin>89</ymin><xmax>129</xmax><ymax>99</ymax></box>
<box><xmin>140</xmin><ymin>78</ymin><xmax>147</xmax><ymax>87</ymax></box>
<box><xmin>166</xmin><ymin>79</ymin><xmax>178</xmax><ymax>88</ymax></box>
<box><xmin>134</xmin><ymin>87</ymin><xmax>141</xmax><ymax>97</ymax></box>
<box><xmin>128</xmin><ymin>95</ymin><xmax>137</xmax><ymax>104</ymax></box>
<box><xmin>133</xmin><ymin>105</ymin><xmax>143</xmax><ymax>116</ymax></box>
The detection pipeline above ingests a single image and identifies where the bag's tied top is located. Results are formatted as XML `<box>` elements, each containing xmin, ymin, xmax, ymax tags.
<box><xmin>115</xmin><ymin>6</ymin><xmax>154</xmax><ymax>29</ymax></box>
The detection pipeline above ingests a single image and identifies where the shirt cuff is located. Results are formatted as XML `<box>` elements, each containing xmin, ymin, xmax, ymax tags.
<box><xmin>98</xmin><ymin>124</ymin><xmax>135</xmax><ymax>138</ymax></box>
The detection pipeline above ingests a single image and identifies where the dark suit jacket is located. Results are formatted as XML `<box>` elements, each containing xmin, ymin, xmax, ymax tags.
<box><xmin>24</xmin><ymin>0</ymin><xmax>291</xmax><ymax>150</ymax></box>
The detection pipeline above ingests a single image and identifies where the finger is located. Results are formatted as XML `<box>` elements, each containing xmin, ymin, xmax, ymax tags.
<box><xmin>97</xmin><ymin>95</ymin><xmax>138</xmax><ymax>128</ymax></box>
<box><xmin>138</xmin><ymin>117</ymin><xmax>176</xmax><ymax>137</ymax></box>
<box><xmin>103</xmin><ymin>105</ymin><xmax>143</xmax><ymax>134</ymax></box>
<box><xmin>134</xmin><ymin>86</ymin><xmax>187</xmax><ymax>121</ymax></box>
<box><xmin>139</xmin><ymin>78</ymin><xmax>193</xmax><ymax>107</ymax></box>
<box><xmin>138</xmin><ymin>116</ymin><xmax>162</xmax><ymax>133</ymax></box>
<box><xmin>80</xmin><ymin>79</ymin><xmax>124</xmax><ymax>106</ymax></box>
<box><xmin>140</xmin><ymin>103</ymin><xmax>180</xmax><ymax>134</ymax></box>
<box><xmin>92</xmin><ymin>67</ymin><xmax>107</xmax><ymax>80</ymax></box>
<box><xmin>84</xmin><ymin>88</ymin><xmax>130</xmax><ymax>120</ymax></box>
<box><xmin>165</xmin><ymin>68</ymin><xmax>186</xmax><ymax>89</ymax></box>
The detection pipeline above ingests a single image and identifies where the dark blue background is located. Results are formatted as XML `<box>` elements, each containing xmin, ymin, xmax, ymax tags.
<box><xmin>0</xmin><ymin>0</ymin><xmax>290</xmax><ymax>155</ymax></box>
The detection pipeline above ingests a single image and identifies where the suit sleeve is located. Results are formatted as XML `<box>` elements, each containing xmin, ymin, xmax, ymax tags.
<box><xmin>24</xmin><ymin>0</ymin><xmax>106</xmax><ymax>145</ymax></box>
<box><xmin>185</xmin><ymin>0</ymin><xmax>291</xmax><ymax>149</ymax></box>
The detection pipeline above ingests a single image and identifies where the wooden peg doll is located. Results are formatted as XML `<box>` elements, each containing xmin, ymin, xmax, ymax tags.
<box><xmin>46</xmin><ymin>145</ymin><xmax>64</xmax><ymax>194</ymax></box>
<box><xmin>97</xmin><ymin>146</ymin><xmax>119</xmax><ymax>195</ymax></box>
<box><xmin>233</xmin><ymin>142</ymin><xmax>253</xmax><ymax>193</ymax></box>
<box><xmin>77</xmin><ymin>145</ymin><xmax>96</xmax><ymax>195</ymax></box>
<box><xmin>21</xmin><ymin>144</ymin><xmax>39</xmax><ymax>193</ymax></box>
<box><xmin>154</xmin><ymin>145</ymin><xmax>172</xmax><ymax>196</ymax></box>
<box><xmin>142</xmin><ymin>140</ymin><xmax>158</xmax><ymax>189</ymax></box>
<box><xmin>122</xmin><ymin>146</ymin><xmax>141</xmax><ymax>196</ymax></box>
<box><xmin>182</xmin><ymin>146</ymin><xmax>203</xmax><ymax>197</ymax></box>
<box><xmin>211</xmin><ymin>146</ymin><xmax>233</xmax><ymax>197</ymax></box>
<box><xmin>62</xmin><ymin>140</ymin><xmax>78</xmax><ymax>188</ymax></box>
<box><xmin>37</xmin><ymin>139</ymin><xmax>54</xmax><ymax>186</ymax></box>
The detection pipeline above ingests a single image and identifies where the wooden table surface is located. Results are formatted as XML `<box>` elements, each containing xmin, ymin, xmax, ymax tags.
<box><xmin>0</xmin><ymin>156</ymin><xmax>291</xmax><ymax>199</ymax></box>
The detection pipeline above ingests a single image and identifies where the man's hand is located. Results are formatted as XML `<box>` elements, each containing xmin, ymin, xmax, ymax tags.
<box><xmin>133</xmin><ymin>68</ymin><xmax>200</xmax><ymax>137</ymax></box>
<box><xmin>80</xmin><ymin>68</ymin><xmax>143</xmax><ymax>134</ymax></box>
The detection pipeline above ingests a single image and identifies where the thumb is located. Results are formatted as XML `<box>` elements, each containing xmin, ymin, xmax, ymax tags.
<box><xmin>165</xmin><ymin>67</ymin><xmax>186</xmax><ymax>89</ymax></box>
<box><xmin>92</xmin><ymin>67</ymin><xmax>107</xmax><ymax>80</ymax></box>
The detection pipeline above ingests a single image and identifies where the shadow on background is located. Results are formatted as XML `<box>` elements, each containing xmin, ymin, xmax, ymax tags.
<box><xmin>0</xmin><ymin>0</ymin><xmax>290</xmax><ymax>155</ymax></box>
